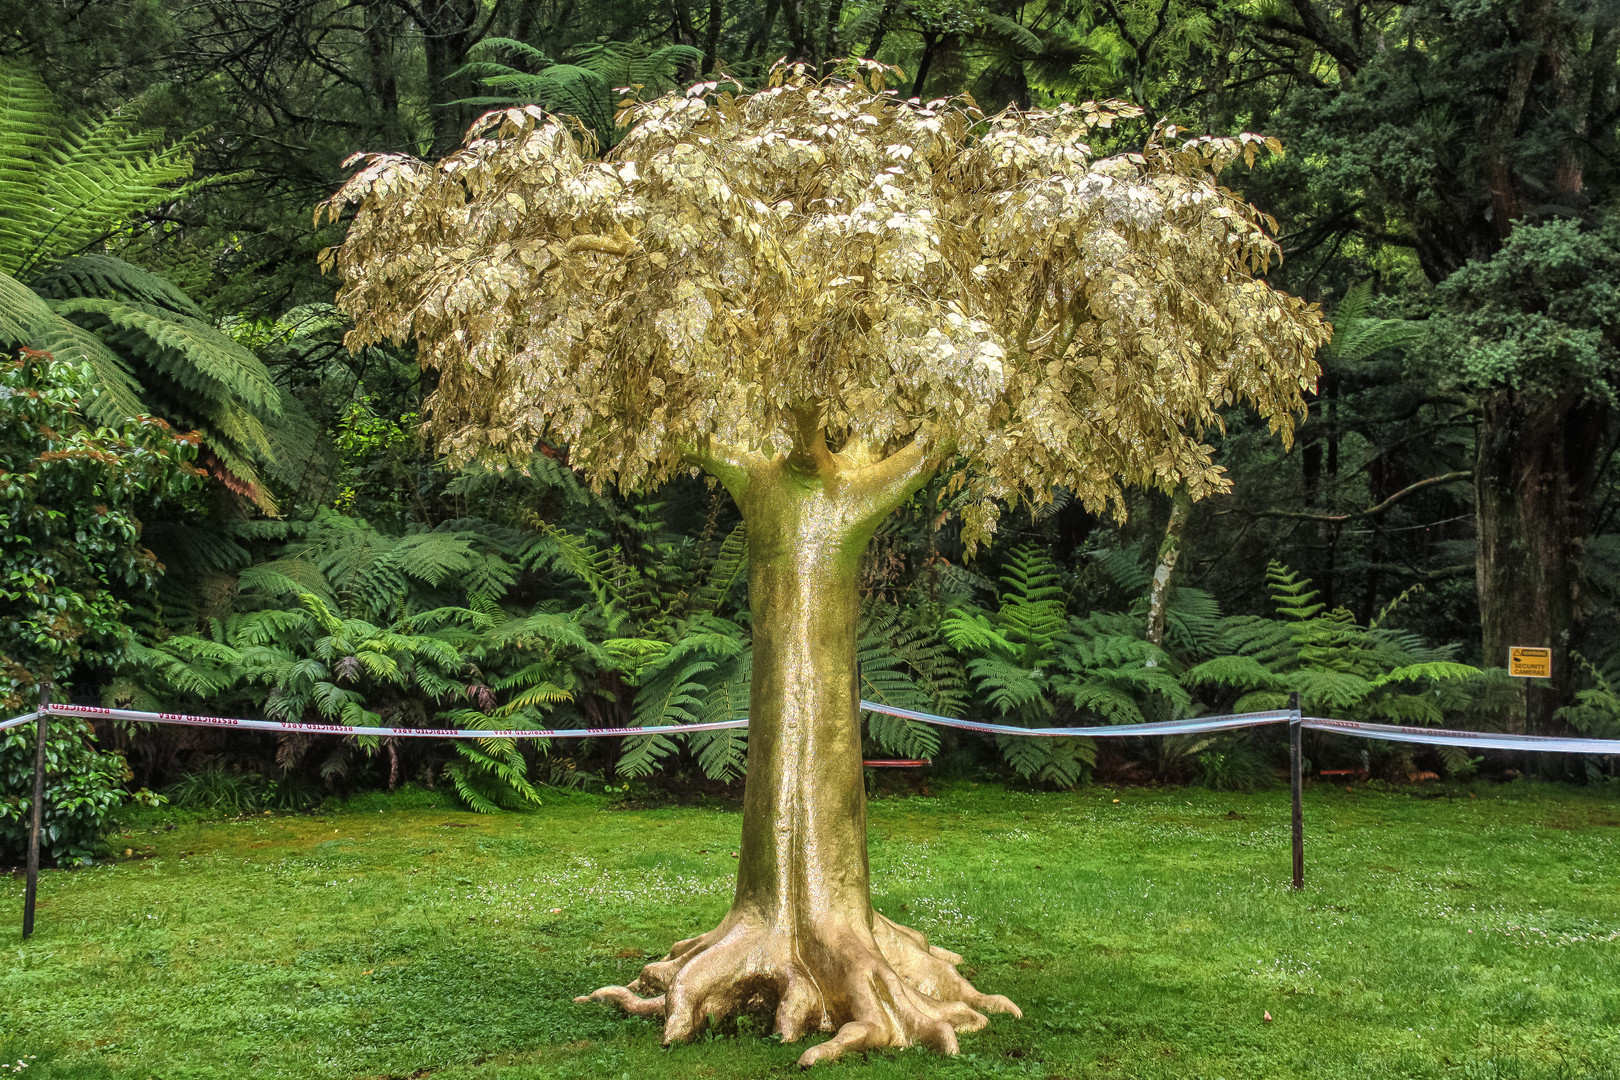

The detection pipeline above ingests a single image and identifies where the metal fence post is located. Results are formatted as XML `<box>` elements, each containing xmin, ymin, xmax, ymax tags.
<box><xmin>1289</xmin><ymin>690</ymin><xmax>1303</xmax><ymax>890</ymax></box>
<box><xmin>23</xmin><ymin>676</ymin><xmax>51</xmax><ymax>940</ymax></box>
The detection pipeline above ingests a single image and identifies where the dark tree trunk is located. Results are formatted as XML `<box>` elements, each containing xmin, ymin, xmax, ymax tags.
<box><xmin>911</xmin><ymin>32</ymin><xmax>937</xmax><ymax>97</ymax></box>
<box><xmin>1302</xmin><ymin>441</ymin><xmax>1322</xmax><ymax>504</ymax></box>
<box><xmin>413</xmin><ymin>0</ymin><xmax>482</xmax><ymax>158</ymax></box>
<box><xmin>365</xmin><ymin>0</ymin><xmax>405</xmax><ymax>149</ymax></box>
<box><xmin>672</xmin><ymin>0</ymin><xmax>697</xmax><ymax>44</ymax></box>
<box><xmin>780</xmin><ymin>0</ymin><xmax>810</xmax><ymax>61</ymax></box>
<box><xmin>1475</xmin><ymin>392</ymin><xmax>1608</xmax><ymax>731</ymax></box>
<box><xmin>703</xmin><ymin>0</ymin><xmax>724</xmax><ymax>74</ymax></box>
<box><xmin>821</xmin><ymin>0</ymin><xmax>845</xmax><ymax>65</ymax></box>
<box><xmin>745</xmin><ymin>0</ymin><xmax>781</xmax><ymax>64</ymax></box>
<box><xmin>863</xmin><ymin>0</ymin><xmax>899</xmax><ymax>59</ymax></box>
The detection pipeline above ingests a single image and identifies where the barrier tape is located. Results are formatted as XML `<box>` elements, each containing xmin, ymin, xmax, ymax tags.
<box><xmin>3</xmin><ymin>701</ymin><xmax>1617</xmax><ymax>755</ymax></box>
<box><xmin>1300</xmin><ymin>716</ymin><xmax>1620</xmax><ymax>755</ymax></box>
<box><xmin>23</xmin><ymin>702</ymin><xmax>747</xmax><ymax>740</ymax></box>
<box><xmin>861</xmin><ymin>701</ymin><xmax>1297</xmax><ymax>738</ymax></box>
<box><xmin>0</xmin><ymin>712</ymin><xmax>36</xmax><ymax>732</ymax></box>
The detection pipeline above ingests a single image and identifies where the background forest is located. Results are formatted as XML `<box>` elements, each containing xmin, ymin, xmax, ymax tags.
<box><xmin>2</xmin><ymin>0</ymin><xmax>1617</xmax><ymax>862</ymax></box>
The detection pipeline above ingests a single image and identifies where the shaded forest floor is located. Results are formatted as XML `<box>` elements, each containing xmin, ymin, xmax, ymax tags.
<box><xmin>4</xmin><ymin>781</ymin><xmax>1619</xmax><ymax>1080</ymax></box>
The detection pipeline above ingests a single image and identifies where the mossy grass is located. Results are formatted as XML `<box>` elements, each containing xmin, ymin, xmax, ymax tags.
<box><xmin>4</xmin><ymin>780</ymin><xmax>1618</xmax><ymax>1079</ymax></box>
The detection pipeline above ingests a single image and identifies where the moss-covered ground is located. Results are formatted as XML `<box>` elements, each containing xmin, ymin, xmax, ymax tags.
<box><xmin>4</xmin><ymin>779</ymin><xmax>1618</xmax><ymax>1079</ymax></box>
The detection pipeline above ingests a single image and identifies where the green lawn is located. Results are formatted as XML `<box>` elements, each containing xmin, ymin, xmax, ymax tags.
<box><xmin>4</xmin><ymin>780</ymin><xmax>1619</xmax><ymax>1080</ymax></box>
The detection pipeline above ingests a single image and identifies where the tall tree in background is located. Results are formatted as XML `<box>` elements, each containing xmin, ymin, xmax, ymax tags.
<box><xmin>1224</xmin><ymin>0</ymin><xmax>1620</xmax><ymax>727</ymax></box>
<box><xmin>325</xmin><ymin>64</ymin><xmax>1326</xmax><ymax>1062</ymax></box>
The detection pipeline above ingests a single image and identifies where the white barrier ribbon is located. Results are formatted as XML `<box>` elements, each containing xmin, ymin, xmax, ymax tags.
<box><xmin>861</xmin><ymin>701</ymin><xmax>1296</xmax><ymax>737</ymax></box>
<box><xmin>1301</xmin><ymin>716</ymin><xmax>1620</xmax><ymax>755</ymax></box>
<box><xmin>31</xmin><ymin>702</ymin><xmax>747</xmax><ymax>740</ymax></box>
<box><xmin>3</xmin><ymin>702</ymin><xmax>1616</xmax><ymax>755</ymax></box>
<box><xmin>0</xmin><ymin>712</ymin><xmax>37</xmax><ymax>732</ymax></box>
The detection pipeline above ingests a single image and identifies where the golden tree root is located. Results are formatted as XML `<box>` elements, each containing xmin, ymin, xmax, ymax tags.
<box><xmin>574</xmin><ymin>910</ymin><xmax>1020</xmax><ymax>1066</ymax></box>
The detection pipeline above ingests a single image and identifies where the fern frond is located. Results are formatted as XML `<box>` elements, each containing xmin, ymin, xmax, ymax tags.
<box><xmin>444</xmin><ymin>759</ymin><xmax>504</xmax><ymax>813</ymax></box>
<box><xmin>0</xmin><ymin>268</ymin><xmax>147</xmax><ymax>419</ymax></box>
<box><xmin>1037</xmin><ymin>736</ymin><xmax>1096</xmax><ymax>788</ymax></box>
<box><xmin>1088</xmin><ymin>544</ymin><xmax>1151</xmax><ymax>594</ymax></box>
<box><xmin>997</xmin><ymin>732</ymin><xmax>1048</xmax><ymax>778</ymax></box>
<box><xmin>572</xmin><ymin>41</ymin><xmax>703</xmax><ymax>90</ymax></box>
<box><xmin>1368</xmin><ymin>661</ymin><xmax>1480</xmax><ymax>687</ymax></box>
<box><xmin>692</xmin><ymin>523</ymin><xmax>747</xmax><ymax>615</ymax></box>
<box><xmin>1184</xmin><ymin>654</ymin><xmax>1281</xmax><ymax>691</ymax></box>
<box><xmin>980</xmin><ymin>12</ymin><xmax>1043</xmax><ymax>53</ymax></box>
<box><xmin>967</xmin><ymin>655</ymin><xmax>1052</xmax><ymax>717</ymax></box>
<box><xmin>1267</xmin><ymin>562</ymin><xmax>1326</xmax><ymax>621</ymax></box>
<box><xmin>1374</xmin><ymin>694</ymin><xmax>1445</xmax><ymax>726</ymax></box>
<box><xmin>940</xmin><ymin>607</ymin><xmax>1015</xmax><ymax>657</ymax></box>
<box><xmin>29</xmin><ymin>253</ymin><xmax>205</xmax><ymax>318</ymax></box>
<box><xmin>0</xmin><ymin>63</ymin><xmax>195</xmax><ymax>278</ymax></box>
<box><xmin>535</xmin><ymin>521</ymin><xmax>628</xmax><ymax>615</ymax></box>
<box><xmin>690</xmin><ymin>651</ymin><xmax>750</xmax><ymax>781</ymax></box>
<box><xmin>1287</xmin><ymin>668</ymin><xmax>1373</xmax><ymax>711</ymax></box>
<box><xmin>1325</xmin><ymin>282</ymin><xmax>1427</xmax><ymax>364</ymax></box>
<box><xmin>1061</xmin><ymin>681</ymin><xmax>1147</xmax><ymax>725</ymax></box>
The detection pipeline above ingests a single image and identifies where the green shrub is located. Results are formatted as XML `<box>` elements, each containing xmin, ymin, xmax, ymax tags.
<box><xmin>160</xmin><ymin>767</ymin><xmax>323</xmax><ymax>816</ymax></box>
<box><xmin>164</xmin><ymin>765</ymin><xmax>266</xmax><ymax>816</ymax></box>
<box><xmin>0</xmin><ymin>716</ymin><xmax>128</xmax><ymax>865</ymax></box>
<box><xmin>1190</xmin><ymin>734</ymin><xmax>1274</xmax><ymax>792</ymax></box>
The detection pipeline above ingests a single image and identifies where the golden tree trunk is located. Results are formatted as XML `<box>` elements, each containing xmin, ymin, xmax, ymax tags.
<box><xmin>579</xmin><ymin>455</ymin><xmax>1019</xmax><ymax>1065</ymax></box>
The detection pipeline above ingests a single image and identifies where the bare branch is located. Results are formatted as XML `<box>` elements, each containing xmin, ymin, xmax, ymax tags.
<box><xmin>1246</xmin><ymin>471</ymin><xmax>1472</xmax><ymax>523</ymax></box>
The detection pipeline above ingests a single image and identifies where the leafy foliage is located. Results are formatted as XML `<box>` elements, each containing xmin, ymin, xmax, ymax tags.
<box><xmin>0</xmin><ymin>348</ymin><xmax>199</xmax><ymax>710</ymax></box>
<box><xmin>0</xmin><ymin>62</ymin><xmax>196</xmax><ymax>280</ymax></box>
<box><xmin>0</xmin><ymin>712</ymin><xmax>131</xmax><ymax>865</ymax></box>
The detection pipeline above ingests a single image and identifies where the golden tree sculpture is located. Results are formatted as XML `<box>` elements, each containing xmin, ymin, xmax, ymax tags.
<box><xmin>323</xmin><ymin>61</ymin><xmax>1328</xmax><ymax>1066</ymax></box>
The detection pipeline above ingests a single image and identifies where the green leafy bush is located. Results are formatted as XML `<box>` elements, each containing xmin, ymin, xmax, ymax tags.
<box><xmin>0</xmin><ymin>348</ymin><xmax>198</xmax><ymax>860</ymax></box>
<box><xmin>0</xmin><ymin>715</ymin><xmax>129</xmax><ymax>865</ymax></box>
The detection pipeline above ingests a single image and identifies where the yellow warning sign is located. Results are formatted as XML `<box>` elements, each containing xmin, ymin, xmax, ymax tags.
<box><xmin>1508</xmin><ymin>647</ymin><xmax>1551</xmax><ymax>679</ymax></box>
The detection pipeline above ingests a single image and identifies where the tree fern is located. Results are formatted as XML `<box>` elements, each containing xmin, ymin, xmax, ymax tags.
<box><xmin>942</xmin><ymin>548</ymin><xmax>1120</xmax><ymax>786</ymax></box>
<box><xmin>1</xmin><ymin>64</ymin><xmax>299</xmax><ymax>508</ymax></box>
<box><xmin>0</xmin><ymin>63</ymin><xmax>197</xmax><ymax>279</ymax></box>
<box><xmin>1185</xmin><ymin>562</ymin><xmax>1486</xmax><ymax>772</ymax></box>
<box><xmin>450</xmin><ymin>38</ymin><xmax>700</xmax><ymax>150</ymax></box>
<box><xmin>1324</xmin><ymin>280</ymin><xmax>1427</xmax><ymax>364</ymax></box>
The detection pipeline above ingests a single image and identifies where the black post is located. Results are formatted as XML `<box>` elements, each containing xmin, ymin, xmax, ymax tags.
<box><xmin>23</xmin><ymin>676</ymin><xmax>51</xmax><ymax>939</ymax></box>
<box><xmin>1288</xmin><ymin>690</ymin><xmax>1303</xmax><ymax>891</ymax></box>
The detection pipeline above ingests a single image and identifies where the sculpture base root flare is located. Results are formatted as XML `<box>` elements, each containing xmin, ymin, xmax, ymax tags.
<box><xmin>576</xmin><ymin>911</ymin><xmax>1020</xmax><ymax>1066</ymax></box>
